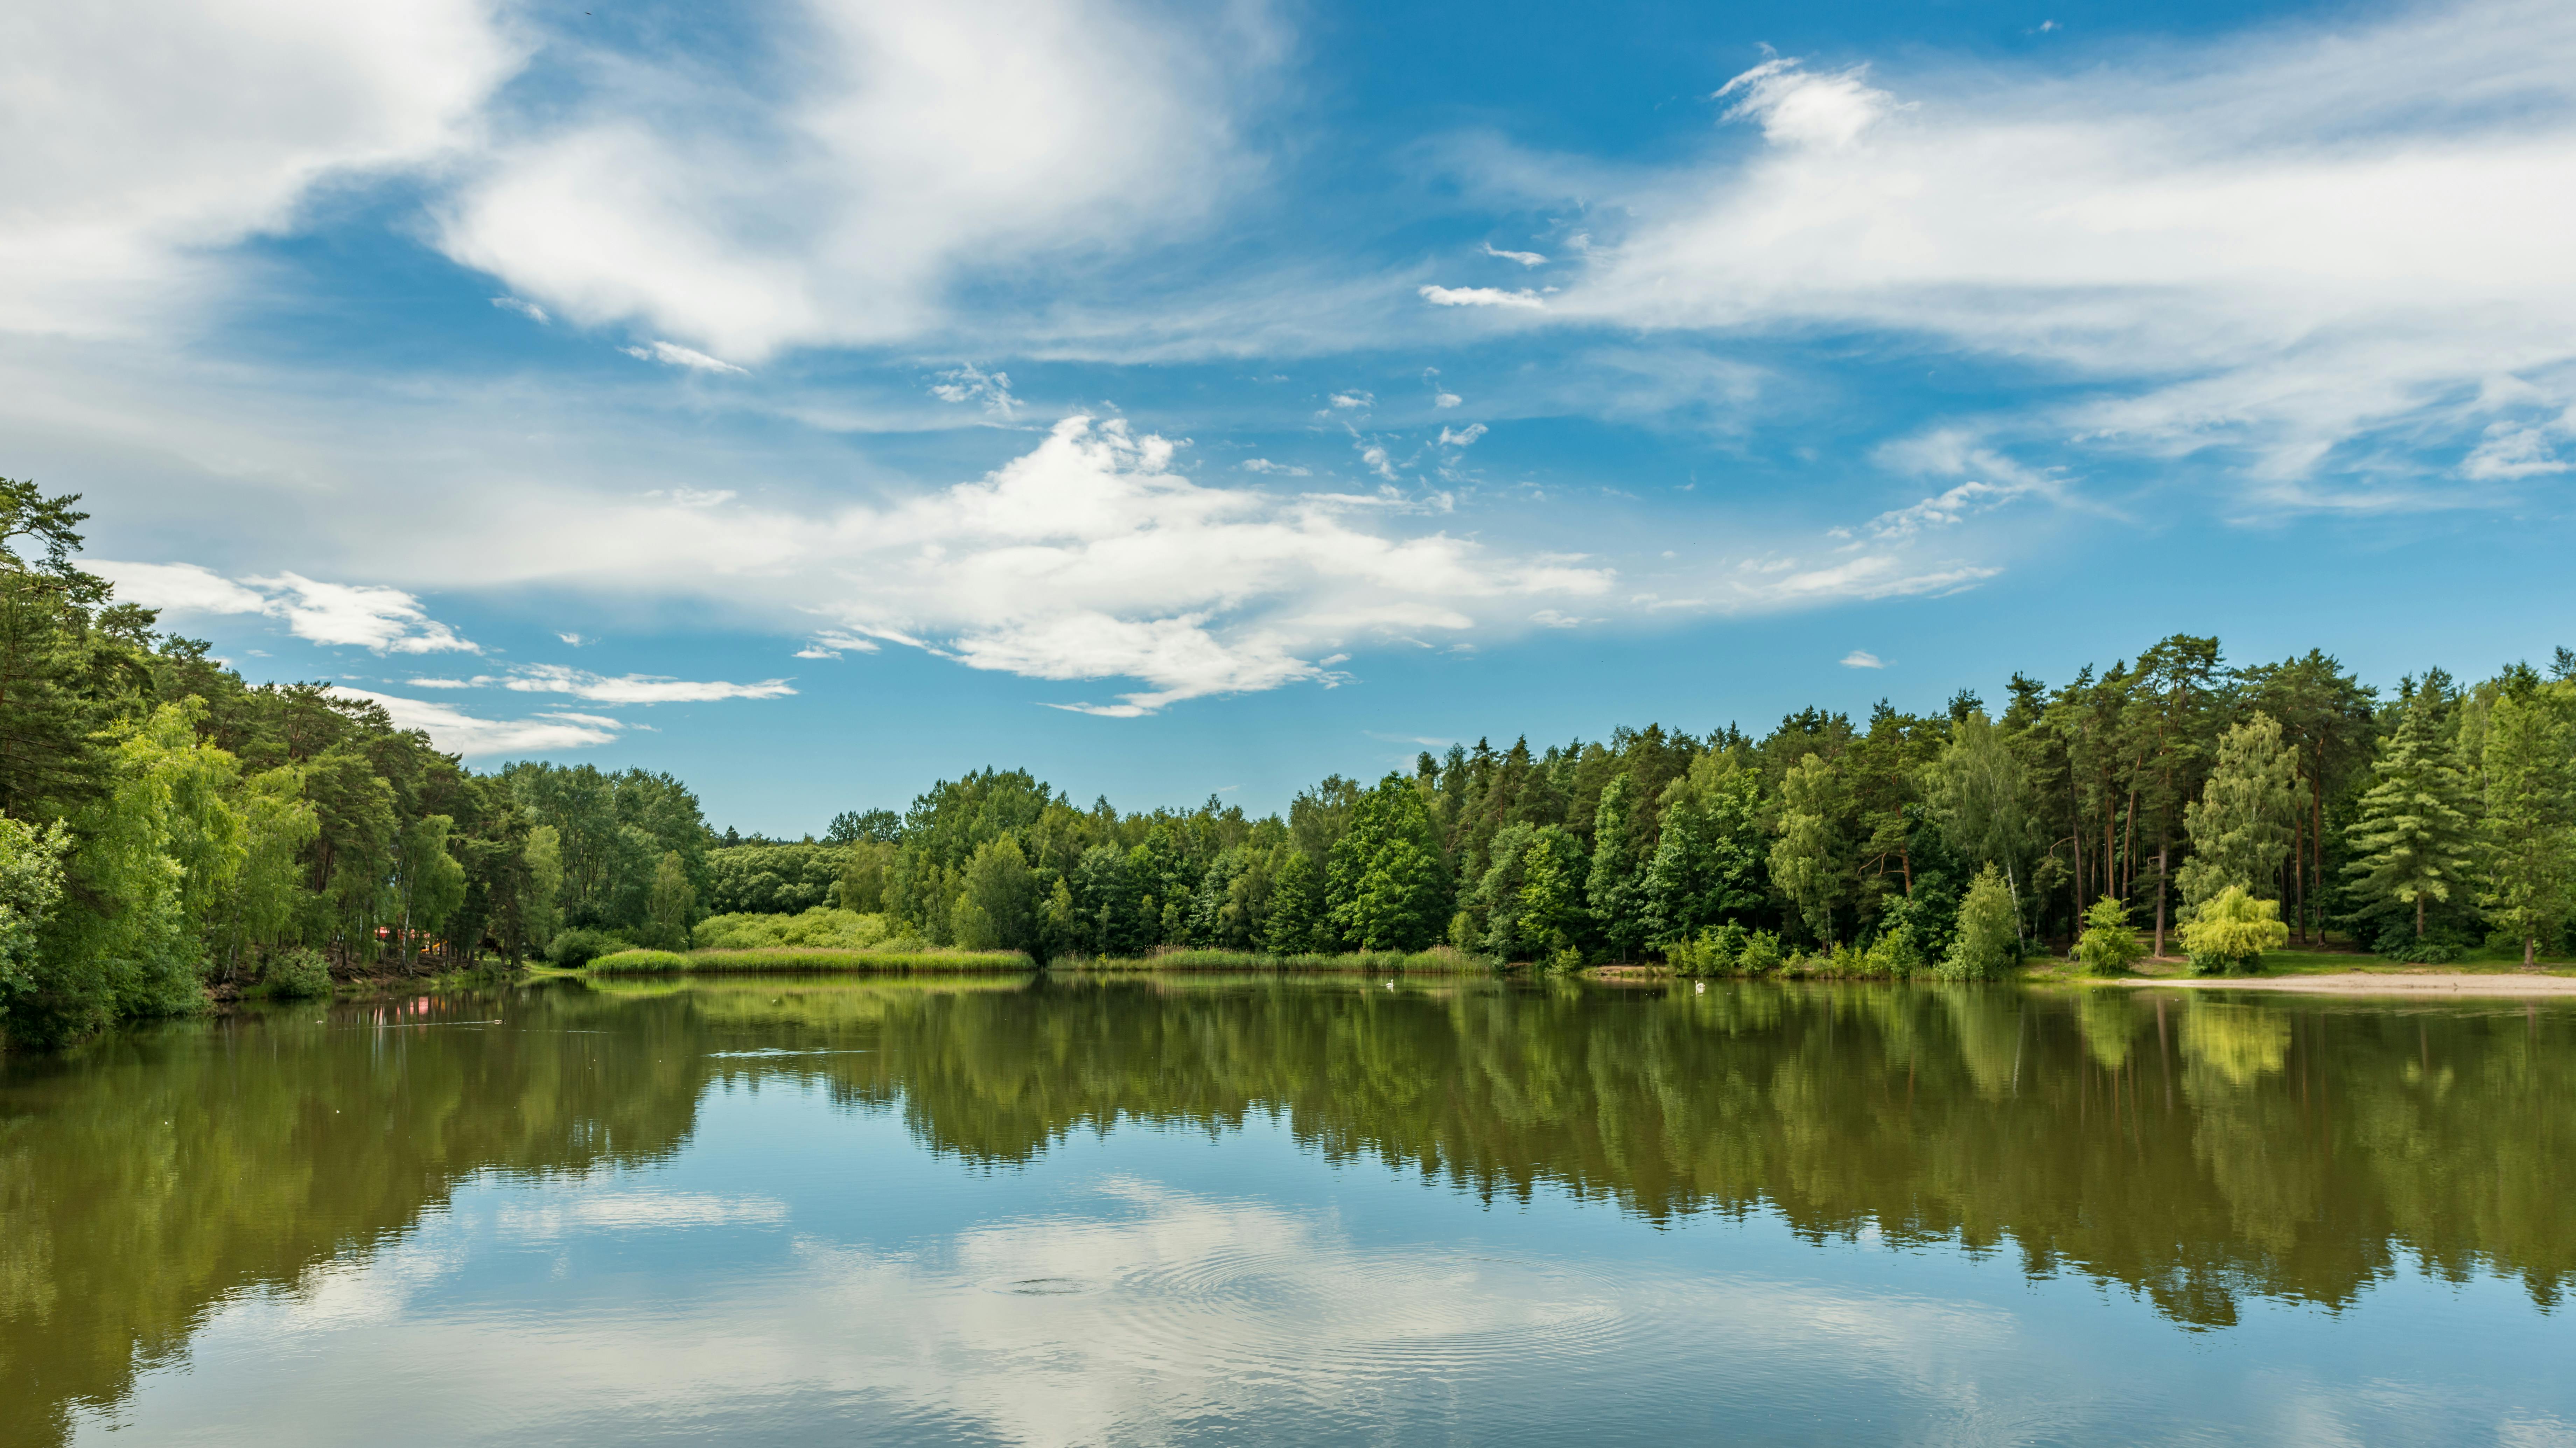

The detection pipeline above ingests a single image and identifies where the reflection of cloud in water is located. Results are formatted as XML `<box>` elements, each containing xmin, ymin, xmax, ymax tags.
<box><xmin>442</xmin><ymin>1179</ymin><xmax>2019</xmax><ymax>1444</ymax></box>
<box><xmin>497</xmin><ymin>1189</ymin><xmax>791</xmax><ymax>1240</ymax></box>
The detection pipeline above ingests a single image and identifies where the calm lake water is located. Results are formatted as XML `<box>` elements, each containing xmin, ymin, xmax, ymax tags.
<box><xmin>4</xmin><ymin>975</ymin><xmax>2572</xmax><ymax>1447</ymax></box>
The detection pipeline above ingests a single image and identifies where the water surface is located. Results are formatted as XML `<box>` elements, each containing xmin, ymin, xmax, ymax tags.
<box><xmin>4</xmin><ymin>976</ymin><xmax>2571</xmax><ymax>1446</ymax></box>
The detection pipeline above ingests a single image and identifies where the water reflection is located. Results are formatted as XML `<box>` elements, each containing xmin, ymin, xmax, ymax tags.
<box><xmin>3</xmin><ymin>978</ymin><xmax>2571</xmax><ymax>1446</ymax></box>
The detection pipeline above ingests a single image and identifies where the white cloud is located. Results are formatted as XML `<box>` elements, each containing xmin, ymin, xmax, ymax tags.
<box><xmin>502</xmin><ymin>664</ymin><xmax>797</xmax><ymax>704</ymax></box>
<box><xmin>326</xmin><ymin>687</ymin><xmax>619</xmax><ymax>755</ymax></box>
<box><xmin>1329</xmin><ymin>392</ymin><xmax>1373</xmax><ymax>410</ymax></box>
<box><xmin>405</xmin><ymin>677</ymin><xmax>482</xmax><ymax>689</ymax></box>
<box><xmin>1437</xmin><ymin>424</ymin><xmax>1487</xmax><ymax>448</ymax></box>
<box><xmin>0</xmin><ymin>0</ymin><xmax>522</xmax><ymax>336</ymax></box>
<box><xmin>930</xmin><ymin>363</ymin><xmax>1018</xmax><ymax>417</ymax></box>
<box><xmin>1419</xmin><ymin>285</ymin><xmax>1545</xmax><ymax>310</ymax></box>
<box><xmin>1712</xmin><ymin>55</ymin><xmax>1901</xmax><ymax>150</ymax></box>
<box><xmin>1357</xmin><ymin>443</ymin><xmax>1400</xmax><ymax>480</ymax></box>
<box><xmin>92</xmin><ymin>560</ymin><xmax>267</xmax><ymax>615</ymax></box>
<box><xmin>622</xmin><ymin>341</ymin><xmax>748</xmax><ymax>375</ymax></box>
<box><xmin>435</xmin><ymin>0</ymin><xmax>1276</xmax><ymax>361</ymax></box>
<box><xmin>1865</xmin><ymin>481</ymin><xmax>2022</xmax><ymax>541</ymax></box>
<box><xmin>247</xmin><ymin>572</ymin><xmax>478</xmax><ymax>654</ymax></box>
<box><xmin>1239</xmin><ymin>459</ymin><xmax>1310</xmax><ymax>476</ymax></box>
<box><xmin>1434</xmin><ymin>392</ymin><xmax>1463</xmax><ymax>409</ymax></box>
<box><xmin>800</xmin><ymin>416</ymin><xmax>1608</xmax><ymax>714</ymax></box>
<box><xmin>557</xmin><ymin>632</ymin><xmax>588</xmax><ymax>646</ymax></box>
<box><xmin>1841</xmin><ymin>650</ymin><xmax>1886</xmax><ymax>669</ymax></box>
<box><xmin>1529</xmin><ymin>609</ymin><xmax>1583</xmax><ymax>628</ymax></box>
<box><xmin>489</xmin><ymin>296</ymin><xmax>548</xmax><ymax>323</ymax></box>
<box><xmin>1551</xmin><ymin>2</ymin><xmax>2576</xmax><ymax>502</ymax></box>
<box><xmin>2462</xmin><ymin>417</ymin><xmax>2573</xmax><ymax>480</ymax></box>
<box><xmin>1481</xmin><ymin>242</ymin><xmax>1547</xmax><ymax>267</ymax></box>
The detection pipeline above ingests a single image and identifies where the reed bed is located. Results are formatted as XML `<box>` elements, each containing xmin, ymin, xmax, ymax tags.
<box><xmin>586</xmin><ymin>946</ymin><xmax>1033</xmax><ymax>974</ymax></box>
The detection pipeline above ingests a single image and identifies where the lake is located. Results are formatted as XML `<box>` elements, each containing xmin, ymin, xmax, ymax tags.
<box><xmin>4</xmin><ymin>975</ymin><xmax>2571</xmax><ymax>1446</ymax></box>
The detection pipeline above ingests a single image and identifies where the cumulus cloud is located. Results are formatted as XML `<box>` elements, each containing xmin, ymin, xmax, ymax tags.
<box><xmin>1840</xmin><ymin>650</ymin><xmax>1886</xmax><ymax>669</ymax></box>
<box><xmin>435</xmin><ymin>0</ymin><xmax>1276</xmax><ymax>361</ymax></box>
<box><xmin>0</xmin><ymin>0</ymin><xmax>522</xmax><ymax>336</ymax></box>
<box><xmin>1482</xmin><ymin>242</ymin><xmax>1547</xmax><ymax>267</ymax></box>
<box><xmin>1419</xmin><ymin>285</ymin><xmax>1545</xmax><ymax>310</ymax></box>
<box><xmin>622</xmin><ymin>341</ymin><xmax>747</xmax><ymax>375</ymax></box>
<box><xmin>776</xmin><ymin>416</ymin><xmax>1609</xmax><ymax>714</ymax></box>
<box><xmin>326</xmin><ymin>687</ymin><xmax>620</xmax><ymax>755</ymax></box>
<box><xmin>1549</xmin><ymin>1</ymin><xmax>2576</xmax><ymax>503</ymax></box>
<box><xmin>1437</xmin><ymin>424</ymin><xmax>1487</xmax><ymax>448</ymax></box>
<box><xmin>1329</xmin><ymin>392</ymin><xmax>1374</xmax><ymax>410</ymax></box>
<box><xmin>1434</xmin><ymin>392</ymin><xmax>1463</xmax><ymax>409</ymax></box>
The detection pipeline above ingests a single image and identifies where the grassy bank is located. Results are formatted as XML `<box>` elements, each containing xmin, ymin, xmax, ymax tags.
<box><xmin>1060</xmin><ymin>946</ymin><xmax>1491</xmax><ymax>974</ymax></box>
<box><xmin>586</xmin><ymin>947</ymin><xmax>1033</xmax><ymax>973</ymax></box>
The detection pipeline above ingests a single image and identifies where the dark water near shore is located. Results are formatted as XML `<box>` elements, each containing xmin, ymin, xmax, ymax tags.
<box><xmin>4</xmin><ymin>975</ymin><xmax>2572</xmax><ymax>1446</ymax></box>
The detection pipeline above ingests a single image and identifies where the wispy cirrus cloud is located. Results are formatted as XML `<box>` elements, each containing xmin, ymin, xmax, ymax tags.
<box><xmin>327</xmin><ymin>687</ymin><xmax>621</xmax><ymax>756</ymax></box>
<box><xmin>102</xmin><ymin>563</ymin><xmax>479</xmax><ymax>655</ymax></box>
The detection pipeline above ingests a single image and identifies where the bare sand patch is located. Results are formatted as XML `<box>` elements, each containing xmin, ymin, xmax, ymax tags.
<box><xmin>2117</xmin><ymin>971</ymin><xmax>2576</xmax><ymax>996</ymax></box>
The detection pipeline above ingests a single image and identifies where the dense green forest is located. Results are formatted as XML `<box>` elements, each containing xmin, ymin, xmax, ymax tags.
<box><xmin>4</xmin><ymin>476</ymin><xmax>2572</xmax><ymax>1047</ymax></box>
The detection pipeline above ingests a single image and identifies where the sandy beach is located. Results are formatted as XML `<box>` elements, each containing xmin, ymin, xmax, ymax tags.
<box><xmin>2116</xmin><ymin>971</ymin><xmax>2576</xmax><ymax>995</ymax></box>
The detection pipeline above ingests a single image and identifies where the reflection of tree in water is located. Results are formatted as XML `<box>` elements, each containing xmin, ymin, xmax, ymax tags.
<box><xmin>4</xmin><ymin>980</ymin><xmax>2572</xmax><ymax>1446</ymax></box>
<box><xmin>0</xmin><ymin>988</ymin><xmax>709</xmax><ymax>1448</ymax></box>
<box><xmin>838</xmin><ymin>982</ymin><xmax>2576</xmax><ymax>1331</ymax></box>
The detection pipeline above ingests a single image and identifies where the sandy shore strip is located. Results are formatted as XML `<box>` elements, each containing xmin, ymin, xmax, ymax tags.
<box><xmin>2117</xmin><ymin>971</ymin><xmax>2576</xmax><ymax>995</ymax></box>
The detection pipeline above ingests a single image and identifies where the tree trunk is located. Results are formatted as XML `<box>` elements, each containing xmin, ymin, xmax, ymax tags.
<box><xmin>2291</xmin><ymin>807</ymin><xmax>2307</xmax><ymax>944</ymax></box>
<box><xmin>2153</xmin><ymin>843</ymin><xmax>2168</xmax><ymax>958</ymax></box>
<box><xmin>2415</xmin><ymin>893</ymin><xmax>2426</xmax><ymax>940</ymax></box>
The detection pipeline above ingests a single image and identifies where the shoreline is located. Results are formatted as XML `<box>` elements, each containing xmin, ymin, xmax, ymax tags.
<box><xmin>2112</xmin><ymin>970</ymin><xmax>2576</xmax><ymax>995</ymax></box>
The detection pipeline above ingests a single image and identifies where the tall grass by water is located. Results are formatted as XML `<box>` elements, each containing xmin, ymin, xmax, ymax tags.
<box><xmin>586</xmin><ymin>946</ymin><xmax>1032</xmax><ymax>973</ymax></box>
<box><xmin>1060</xmin><ymin>946</ymin><xmax>1490</xmax><ymax>974</ymax></box>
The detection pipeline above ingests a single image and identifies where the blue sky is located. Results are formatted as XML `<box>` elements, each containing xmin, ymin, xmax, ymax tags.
<box><xmin>8</xmin><ymin>0</ymin><xmax>2574</xmax><ymax>833</ymax></box>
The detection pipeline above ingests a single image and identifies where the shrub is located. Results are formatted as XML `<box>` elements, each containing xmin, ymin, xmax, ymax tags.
<box><xmin>1666</xmin><ymin>922</ymin><xmax>1747</xmax><ymax>976</ymax></box>
<box><xmin>586</xmin><ymin>946</ymin><xmax>1029</xmax><ymax>973</ymax></box>
<box><xmin>259</xmin><ymin>947</ymin><xmax>332</xmax><ymax>1000</ymax></box>
<box><xmin>1861</xmin><ymin>924</ymin><xmax>1925</xmax><ymax>978</ymax></box>
<box><xmin>692</xmin><ymin>908</ymin><xmax>891</xmax><ymax>952</ymax></box>
<box><xmin>2371</xmin><ymin>922</ymin><xmax>2459</xmax><ymax>964</ymax></box>
<box><xmin>1737</xmin><ymin>930</ymin><xmax>1784</xmax><ymax>977</ymax></box>
<box><xmin>1937</xmin><ymin>865</ymin><xmax>2021</xmax><ymax>981</ymax></box>
<box><xmin>2073</xmin><ymin>896</ymin><xmax>2146</xmax><ymax>976</ymax></box>
<box><xmin>549</xmin><ymin>927</ymin><xmax>628</xmax><ymax>968</ymax></box>
<box><xmin>2179</xmin><ymin>887</ymin><xmax>2289</xmax><ymax>974</ymax></box>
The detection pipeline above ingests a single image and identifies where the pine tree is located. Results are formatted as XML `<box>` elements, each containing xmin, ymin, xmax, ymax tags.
<box><xmin>2477</xmin><ymin>689</ymin><xmax>2574</xmax><ymax>966</ymax></box>
<box><xmin>2344</xmin><ymin>684</ymin><xmax>2477</xmax><ymax>943</ymax></box>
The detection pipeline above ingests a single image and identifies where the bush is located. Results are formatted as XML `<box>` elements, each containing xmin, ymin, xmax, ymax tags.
<box><xmin>2180</xmin><ymin>887</ymin><xmax>2289</xmax><ymax>974</ymax></box>
<box><xmin>258</xmin><ymin>947</ymin><xmax>332</xmax><ymax>1000</ymax></box>
<box><xmin>2372</xmin><ymin>922</ymin><xmax>2459</xmax><ymax>964</ymax></box>
<box><xmin>1937</xmin><ymin>865</ymin><xmax>2022</xmax><ymax>980</ymax></box>
<box><xmin>1737</xmin><ymin>930</ymin><xmax>1784</xmax><ymax>977</ymax></box>
<box><xmin>2073</xmin><ymin>896</ymin><xmax>2146</xmax><ymax>976</ymax></box>
<box><xmin>586</xmin><ymin>946</ymin><xmax>1029</xmax><ymax>973</ymax></box>
<box><xmin>1666</xmin><ymin>922</ymin><xmax>1747</xmax><ymax>976</ymax></box>
<box><xmin>550</xmin><ymin>927</ymin><xmax>629</xmax><ymax>968</ymax></box>
<box><xmin>693</xmin><ymin>908</ymin><xmax>891</xmax><ymax>952</ymax></box>
<box><xmin>1861</xmin><ymin>924</ymin><xmax>1926</xmax><ymax>978</ymax></box>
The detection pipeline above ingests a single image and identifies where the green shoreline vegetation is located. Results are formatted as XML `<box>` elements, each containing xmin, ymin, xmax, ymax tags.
<box><xmin>6</xmin><ymin>476</ymin><xmax>2576</xmax><ymax>1048</ymax></box>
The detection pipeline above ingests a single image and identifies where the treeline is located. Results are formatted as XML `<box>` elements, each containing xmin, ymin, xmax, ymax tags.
<box><xmin>5</xmin><ymin>473</ymin><xmax>2572</xmax><ymax>1045</ymax></box>
<box><xmin>876</xmin><ymin>637</ymin><xmax>2571</xmax><ymax>978</ymax></box>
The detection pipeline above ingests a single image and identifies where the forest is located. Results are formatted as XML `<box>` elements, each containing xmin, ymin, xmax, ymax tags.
<box><xmin>1</xmin><ymin>475</ymin><xmax>2568</xmax><ymax>1047</ymax></box>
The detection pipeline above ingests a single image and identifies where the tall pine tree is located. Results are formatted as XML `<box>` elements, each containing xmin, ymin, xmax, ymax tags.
<box><xmin>2344</xmin><ymin>681</ymin><xmax>2477</xmax><ymax>945</ymax></box>
<box><xmin>2477</xmin><ymin>688</ymin><xmax>2574</xmax><ymax>966</ymax></box>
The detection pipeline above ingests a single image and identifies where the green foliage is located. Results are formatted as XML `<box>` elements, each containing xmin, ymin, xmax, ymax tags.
<box><xmin>257</xmin><ymin>946</ymin><xmax>332</xmax><ymax>1000</ymax></box>
<box><xmin>1937</xmin><ymin>865</ymin><xmax>2021</xmax><ymax>981</ymax></box>
<box><xmin>826</xmin><ymin>807</ymin><xmax>901</xmax><ymax>845</ymax></box>
<box><xmin>1769</xmin><ymin>753</ymin><xmax>1852</xmax><ymax>943</ymax></box>
<box><xmin>1584</xmin><ymin>773</ymin><xmax>1653</xmax><ymax>959</ymax></box>
<box><xmin>2179</xmin><ymin>887</ymin><xmax>2289</xmax><ymax>974</ymax></box>
<box><xmin>693</xmin><ymin>908</ymin><xmax>891</xmax><ymax>951</ymax></box>
<box><xmin>706</xmin><ymin>841</ymin><xmax>847</xmax><ymax>915</ymax></box>
<box><xmin>1325</xmin><ymin>774</ymin><xmax>1449</xmax><ymax>951</ymax></box>
<box><xmin>1736</xmin><ymin>930</ymin><xmax>1784</xmax><ymax>976</ymax></box>
<box><xmin>2178</xmin><ymin>711</ymin><xmax>2307</xmax><ymax>911</ymax></box>
<box><xmin>953</xmin><ymin>836</ymin><xmax>1040</xmax><ymax>957</ymax></box>
<box><xmin>1861</xmin><ymin>922</ymin><xmax>1927</xmax><ymax>978</ymax></box>
<box><xmin>2343</xmin><ymin>681</ymin><xmax>2477</xmax><ymax>942</ymax></box>
<box><xmin>586</xmin><ymin>946</ymin><xmax>1028</xmax><ymax>973</ymax></box>
<box><xmin>1643</xmin><ymin>762</ymin><xmax>1765</xmax><ymax>945</ymax></box>
<box><xmin>1465</xmin><ymin>822</ymin><xmax>1588</xmax><ymax>961</ymax></box>
<box><xmin>549</xmin><ymin>927</ymin><xmax>629</xmax><ymax>968</ymax></box>
<box><xmin>2073</xmin><ymin>896</ymin><xmax>2146</xmax><ymax>976</ymax></box>
<box><xmin>1063</xmin><ymin>946</ymin><xmax>1485</xmax><ymax>974</ymax></box>
<box><xmin>2477</xmin><ymin>688</ymin><xmax>2575</xmax><ymax>965</ymax></box>
<box><xmin>0</xmin><ymin>812</ymin><xmax>69</xmax><ymax>1005</ymax></box>
<box><xmin>640</xmin><ymin>849</ymin><xmax>696</xmax><ymax>951</ymax></box>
